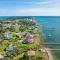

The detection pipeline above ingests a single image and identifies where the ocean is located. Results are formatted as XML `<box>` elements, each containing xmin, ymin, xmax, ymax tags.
<box><xmin>35</xmin><ymin>16</ymin><xmax>60</xmax><ymax>60</ymax></box>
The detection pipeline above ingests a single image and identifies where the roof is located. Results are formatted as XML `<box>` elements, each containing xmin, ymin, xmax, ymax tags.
<box><xmin>23</xmin><ymin>34</ymin><xmax>33</xmax><ymax>43</ymax></box>
<box><xmin>0</xmin><ymin>23</ymin><xmax>2</xmax><ymax>27</ymax></box>
<box><xmin>0</xmin><ymin>54</ymin><xmax>4</xmax><ymax>59</ymax></box>
<box><xmin>6</xmin><ymin>44</ymin><xmax>14</xmax><ymax>51</ymax></box>
<box><xmin>3</xmin><ymin>32</ymin><xmax>10</xmax><ymax>39</ymax></box>
<box><xmin>26</xmin><ymin>50</ymin><xmax>35</xmax><ymax>56</ymax></box>
<box><xmin>40</xmin><ymin>48</ymin><xmax>46</xmax><ymax>53</ymax></box>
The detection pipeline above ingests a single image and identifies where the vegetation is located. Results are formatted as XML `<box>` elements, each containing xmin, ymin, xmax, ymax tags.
<box><xmin>0</xmin><ymin>17</ymin><xmax>44</xmax><ymax>60</ymax></box>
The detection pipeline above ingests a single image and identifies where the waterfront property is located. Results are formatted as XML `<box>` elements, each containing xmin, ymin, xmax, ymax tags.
<box><xmin>0</xmin><ymin>17</ymin><xmax>53</xmax><ymax>60</ymax></box>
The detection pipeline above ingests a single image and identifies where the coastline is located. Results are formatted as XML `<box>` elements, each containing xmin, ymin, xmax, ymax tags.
<box><xmin>46</xmin><ymin>48</ymin><xmax>54</xmax><ymax>60</ymax></box>
<box><xmin>0</xmin><ymin>17</ymin><xmax>55</xmax><ymax>60</ymax></box>
<box><xmin>36</xmin><ymin>21</ymin><xmax>54</xmax><ymax>60</ymax></box>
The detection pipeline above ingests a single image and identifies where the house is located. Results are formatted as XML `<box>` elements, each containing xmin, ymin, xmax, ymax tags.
<box><xmin>6</xmin><ymin>44</ymin><xmax>14</xmax><ymax>51</ymax></box>
<box><xmin>3</xmin><ymin>32</ymin><xmax>10</xmax><ymax>39</ymax></box>
<box><xmin>23</xmin><ymin>33</ymin><xmax>33</xmax><ymax>43</ymax></box>
<box><xmin>0</xmin><ymin>23</ymin><xmax>2</xmax><ymax>27</ymax></box>
<box><xmin>40</xmin><ymin>48</ymin><xmax>46</xmax><ymax>53</ymax></box>
<box><xmin>14</xmin><ymin>32</ymin><xmax>21</xmax><ymax>38</ymax></box>
<box><xmin>0</xmin><ymin>23</ymin><xmax>3</xmax><ymax>32</ymax></box>
<box><xmin>33</xmin><ymin>28</ymin><xmax>39</xmax><ymax>34</ymax></box>
<box><xmin>25</xmin><ymin>50</ymin><xmax>35</xmax><ymax>57</ymax></box>
<box><xmin>0</xmin><ymin>54</ymin><xmax>4</xmax><ymax>60</ymax></box>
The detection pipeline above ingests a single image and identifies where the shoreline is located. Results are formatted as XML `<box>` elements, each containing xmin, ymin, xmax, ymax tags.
<box><xmin>46</xmin><ymin>48</ymin><xmax>54</xmax><ymax>60</ymax></box>
<box><xmin>36</xmin><ymin>21</ymin><xmax>54</xmax><ymax>60</ymax></box>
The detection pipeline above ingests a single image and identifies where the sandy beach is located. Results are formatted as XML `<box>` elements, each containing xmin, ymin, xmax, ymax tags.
<box><xmin>46</xmin><ymin>48</ymin><xmax>54</xmax><ymax>60</ymax></box>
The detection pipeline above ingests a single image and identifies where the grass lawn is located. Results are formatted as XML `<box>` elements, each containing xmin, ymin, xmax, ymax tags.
<box><xmin>15</xmin><ymin>42</ymin><xmax>35</xmax><ymax>49</ymax></box>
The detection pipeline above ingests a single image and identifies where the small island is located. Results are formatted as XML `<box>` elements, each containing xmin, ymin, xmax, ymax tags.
<box><xmin>0</xmin><ymin>17</ymin><xmax>54</xmax><ymax>60</ymax></box>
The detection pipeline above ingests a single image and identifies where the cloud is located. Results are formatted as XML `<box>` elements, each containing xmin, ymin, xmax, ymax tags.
<box><xmin>35</xmin><ymin>1</ymin><xmax>52</xmax><ymax>5</ymax></box>
<box><xmin>11</xmin><ymin>8</ymin><xmax>60</xmax><ymax>16</ymax></box>
<box><xmin>0</xmin><ymin>7</ymin><xmax>60</xmax><ymax>16</ymax></box>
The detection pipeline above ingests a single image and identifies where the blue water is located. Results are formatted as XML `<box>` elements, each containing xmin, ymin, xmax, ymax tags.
<box><xmin>0</xmin><ymin>16</ymin><xmax>60</xmax><ymax>60</ymax></box>
<box><xmin>35</xmin><ymin>16</ymin><xmax>60</xmax><ymax>60</ymax></box>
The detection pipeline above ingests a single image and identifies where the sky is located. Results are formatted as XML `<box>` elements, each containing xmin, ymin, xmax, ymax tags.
<box><xmin>0</xmin><ymin>0</ymin><xmax>60</xmax><ymax>16</ymax></box>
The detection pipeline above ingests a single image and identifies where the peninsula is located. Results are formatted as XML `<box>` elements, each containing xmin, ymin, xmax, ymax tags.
<box><xmin>0</xmin><ymin>17</ymin><xmax>54</xmax><ymax>60</ymax></box>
